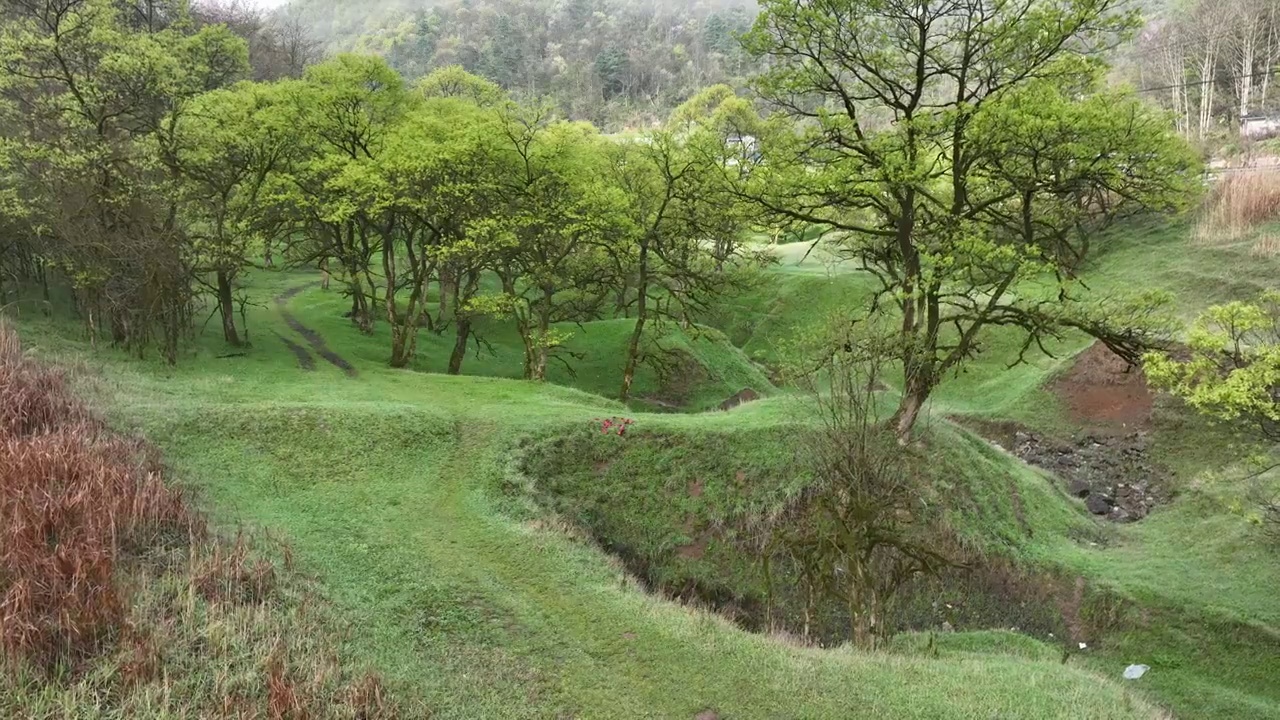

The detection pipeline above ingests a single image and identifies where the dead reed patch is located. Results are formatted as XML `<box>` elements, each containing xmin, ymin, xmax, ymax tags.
<box><xmin>1193</xmin><ymin>170</ymin><xmax>1280</xmax><ymax>245</ymax></box>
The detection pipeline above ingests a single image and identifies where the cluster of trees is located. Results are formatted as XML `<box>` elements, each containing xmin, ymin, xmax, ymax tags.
<box><xmin>0</xmin><ymin>0</ymin><xmax>1213</xmax><ymax>649</ymax></box>
<box><xmin>218</xmin><ymin>60</ymin><xmax>760</xmax><ymax>394</ymax></box>
<box><xmin>0</xmin><ymin>0</ymin><xmax>765</xmax><ymax>395</ymax></box>
<box><xmin>1133</xmin><ymin>0</ymin><xmax>1280</xmax><ymax>139</ymax></box>
<box><xmin>1</xmin><ymin>0</ymin><xmax>1203</xmax><ymax>441</ymax></box>
<box><xmin>0</xmin><ymin>0</ymin><xmax>321</xmax><ymax>362</ymax></box>
<box><xmin>285</xmin><ymin>0</ymin><xmax>758</xmax><ymax>129</ymax></box>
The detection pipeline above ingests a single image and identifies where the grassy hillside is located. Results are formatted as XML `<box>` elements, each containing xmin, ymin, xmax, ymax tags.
<box><xmin>9</xmin><ymin>291</ymin><xmax>1159</xmax><ymax>719</ymax></box>
<box><xmin>9</xmin><ymin>218</ymin><xmax>1280</xmax><ymax>718</ymax></box>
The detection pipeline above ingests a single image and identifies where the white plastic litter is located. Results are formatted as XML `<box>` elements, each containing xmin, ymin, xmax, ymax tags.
<box><xmin>1123</xmin><ymin>664</ymin><xmax>1150</xmax><ymax>680</ymax></box>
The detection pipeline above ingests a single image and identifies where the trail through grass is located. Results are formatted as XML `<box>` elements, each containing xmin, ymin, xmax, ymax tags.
<box><xmin>15</xmin><ymin>220</ymin><xmax>1280</xmax><ymax>718</ymax></box>
<box><xmin>12</xmin><ymin>279</ymin><xmax>1156</xmax><ymax>719</ymax></box>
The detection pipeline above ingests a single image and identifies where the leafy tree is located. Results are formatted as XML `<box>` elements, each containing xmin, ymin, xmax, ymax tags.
<box><xmin>375</xmin><ymin>98</ymin><xmax>508</xmax><ymax>369</ymax></box>
<box><xmin>594</xmin><ymin>46</ymin><xmax>629</xmax><ymax>102</ymax></box>
<box><xmin>1147</xmin><ymin>295</ymin><xmax>1280</xmax><ymax>440</ymax></box>
<box><xmin>161</xmin><ymin>81</ymin><xmax>298</xmax><ymax>346</ymax></box>
<box><xmin>742</xmin><ymin>0</ymin><xmax>1200</xmax><ymax>441</ymax></box>
<box><xmin>495</xmin><ymin>109</ymin><xmax>627</xmax><ymax>379</ymax></box>
<box><xmin>270</xmin><ymin>54</ymin><xmax>415</xmax><ymax>333</ymax></box>
<box><xmin>0</xmin><ymin>0</ymin><xmax>249</xmax><ymax>361</ymax></box>
<box><xmin>607</xmin><ymin>119</ymin><xmax>761</xmax><ymax>402</ymax></box>
<box><xmin>417</xmin><ymin>64</ymin><xmax>507</xmax><ymax>106</ymax></box>
<box><xmin>1147</xmin><ymin>295</ymin><xmax>1280</xmax><ymax>540</ymax></box>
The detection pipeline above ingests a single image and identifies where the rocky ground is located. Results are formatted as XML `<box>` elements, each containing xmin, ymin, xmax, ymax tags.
<box><xmin>1008</xmin><ymin>430</ymin><xmax>1166</xmax><ymax>522</ymax></box>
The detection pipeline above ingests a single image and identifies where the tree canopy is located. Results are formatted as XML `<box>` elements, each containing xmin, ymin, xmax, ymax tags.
<box><xmin>739</xmin><ymin>0</ymin><xmax>1200</xmax><ymax>439</ymax></box>
<box><xmin>0</xmin><ymin>0</ymin><xmax>1200</xmax><ymax>418</ymax></box>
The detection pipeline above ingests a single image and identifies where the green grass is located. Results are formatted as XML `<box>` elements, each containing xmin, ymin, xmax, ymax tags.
<box><xmin>8</xmin><ymin>284</ymin><xmax>1163</xmax><ymax>718</ymax></box>
<box><xmin>13</xmin><ymin>217</ymin><xmax>1280</xmax><ymax>718</ymax></box>
<box><xmin>282</xmin><ymin>280</ymin><xmax>771</xmax><ymax>411</ymax></box>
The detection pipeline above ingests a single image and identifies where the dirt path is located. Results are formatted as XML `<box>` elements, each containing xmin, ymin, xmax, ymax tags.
<box><xmin>275</xmin><ymin>332</ymin><xmax>316</xmax><ymax>371</ymax></box>
<box><xmin>274</xmin><ymin>284</ymin><xmax>358</xmax><ymax>377</ymax></box>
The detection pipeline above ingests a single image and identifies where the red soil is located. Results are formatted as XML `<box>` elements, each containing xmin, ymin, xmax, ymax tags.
<box><xmin>1050</xmin><ymin>343</ymin><xmax>1154</xmax><ymax>430</ymax></box>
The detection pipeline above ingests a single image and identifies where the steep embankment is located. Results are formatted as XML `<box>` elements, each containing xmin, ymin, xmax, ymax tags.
<box><xmin>516</xmin><ymin>222</ymin><xmax>1280</xmax><ymax>719</ymax></box>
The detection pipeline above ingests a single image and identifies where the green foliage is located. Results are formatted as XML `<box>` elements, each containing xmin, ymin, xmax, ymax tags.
<box><xmin>0</xmin><ymin>0</ymin><xmax>252</xmax><ymax>359</ymax></box>
<box><xmin>1147</xmin><ymin>292</ymin><xmax>1280</xmax><ymax>434</ymax></box>
<box><xmin>286</xmin><ymin>0</ymin><xmax>759</xmax><ymax>129</ymax></box>
<box><xmin>740</xmin><ymin>0</ymin><xmax>1200</xmax><ymax>438</ymax></box>
<box><xmin>417</xmin><ymin>64</ymin><xmax>507</xmax><ymax>105</ymax></box>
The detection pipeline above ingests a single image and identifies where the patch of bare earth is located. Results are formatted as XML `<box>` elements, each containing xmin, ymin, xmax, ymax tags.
<box><xmin>958</xmin><ymin>344</ymin><xmax>1173</xmax><ymax>523</ymax></box>
<box><xmin>718</xmin><ymin>387</ymin><xmax>760</xmax><ymax>411</ymax></box>
<box><xmin>274</xmin><ymin>284</ymin><xmax>358</xmax><ymax>377</ymax></box>
<box><xmin>1051</xmin><ymin>343</ymin><xmax>1153</xmax><ymax>431</ymax></box>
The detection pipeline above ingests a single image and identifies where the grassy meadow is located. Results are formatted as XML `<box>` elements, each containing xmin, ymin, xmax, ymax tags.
<box><xmin>8</xmin><ymin>218</ymin><xmax>1280</xmax><ymax>719</ymax></box>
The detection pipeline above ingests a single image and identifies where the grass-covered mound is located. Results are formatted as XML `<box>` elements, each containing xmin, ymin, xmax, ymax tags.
<box><xmin>517</xmin><ymin>415</ymin><xmax>1105</xmax><ymax>641</ymax></box>
<box><xmin>259</xmin><ymin>280</ymin><xmax>774</xmax><ymax>412</ymax></box>
<box><xmin>519</xmin><ymin>402</ymin><xmax>1280</xmax><ymax>719</ymax></box>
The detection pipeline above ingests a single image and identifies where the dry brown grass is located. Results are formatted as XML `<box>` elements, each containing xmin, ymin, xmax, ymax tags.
<box><xmin>0</xmin><ymin>321</ymin><xmax>196</xmax><ymax>671</ymax></box>
<box><xmin>0</xmin><ymin>321</ymin><xmax>403</xmax><ymax>718</ymax></box>
<box><xmin>1193</xmin><ymin>170</ymin><xmax>1280</xmax><ymax>246</ymax></box>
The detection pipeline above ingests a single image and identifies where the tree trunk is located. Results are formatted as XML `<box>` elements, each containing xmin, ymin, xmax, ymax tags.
<box><xmin>39</xmin><ymin>264</ymin><xmax>50</xmax><ymax>311</ymax></box>
<box><xmin>1238</xmin><ymin>35</ymin><xmax>1254</xmax><ymax>120</ymax></box>
<box><xmin>894</xmin><ymin>372</ymin><xmax>931</xmax><ymax>444</ymax></box>
<box><xmin>1198</xmin><ymin>38</ymin><xmax>1219</xmax><ymax>137</ymax></box>
<box><xmin>532</xmin><ymin>288</ymin><xmax>554</xmax><ymax>381</ymax></box>
<box><xmin>448</xmin><ymin>316</ymin><xmax>470</xmax><ymax>375</ymax></box>
<box><xmin>620</xmin><ymin>241</ymin><xmax>651</xmax><ymax>401</ymax></box>
<box><xmin>385</xmin><ymin>249</ymin><xmax>416</xmax><ymax>369</ymax></box>
<box><xmin>217</xmin><ymin>269</ymin><xmax>241</xmax><ymax>347</ymax></box>
<box><xmin>347</xmin><ymin>272</ymin><xmax>372</xmax><ymax>334</ymax></box>
<box><xmin>614</xmin><ymin>282</ymin><xmax>630</xmax><ymax>318</ymax></box>
<box><xmin>534</xmin><ymin>343</ymin><xmax>550</xmax><ymax>381</ymax></box>
<box><xmin>111</xmin><ymin>311</ymin><xmax>127</xmax><ymax>345</ymax></box>
<box><xmin>390</xmin><ymin>330</ymin><xmax>411</xmax><ymax>368</ymax></box>
<box><xmin>439</xmin><ymin>266</ymin><xmax>454</xmax><ymax>323</ymax></box>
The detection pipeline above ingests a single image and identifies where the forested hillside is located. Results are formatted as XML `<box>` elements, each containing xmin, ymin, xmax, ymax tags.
<box><xmin>280</xmin><ymin>0</ymin><xmax>758</xmax><ymax>128</ymax></box>
<box><xmin>279</xmin><ymin>0</ymin><xmax>1280</xmax><ymax>140</ymax></box>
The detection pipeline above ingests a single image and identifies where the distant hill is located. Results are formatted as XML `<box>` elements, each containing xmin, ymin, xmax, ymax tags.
<box><xmin>279</xmin><ymin>0</ymin><xmax>761</xmax><ymax>129</ymax></box>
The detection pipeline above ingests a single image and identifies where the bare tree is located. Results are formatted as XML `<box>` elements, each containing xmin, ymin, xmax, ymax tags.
<box><xmin>191</xmin><ymin>0</ymin><xmax>321</xmax><ymax>80</ymax></box>
<box><xmin>760</xmin><ymin>331</ymin><xmax>951</xmax><ymax>649</ymax></box>
<box><xmin>1229</xmin><ymin>0</ymin><xmax>1268</xmax><ymax>119</ymax></box>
